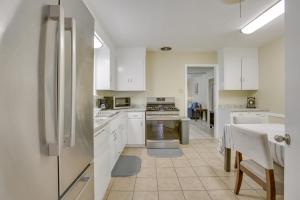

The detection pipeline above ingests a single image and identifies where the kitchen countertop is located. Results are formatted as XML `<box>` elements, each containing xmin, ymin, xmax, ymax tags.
<box><xmin>94</xmin><ymin>112</ymin><xmax>118</xmax><ymax>133</ymax></box>
<box><xmin>230</xmin><ymin>108</ymin><xmax>269</xmax><ymax>112</ymax></box>
<box><xmin>108</xmin><ymin>107</ymin><xmax>146</xmax><ymax>112</ymax></box>
<box><xmin>94</xmin><ymin>106</ymin><xmax>190</xmax><ymax>133</ymax></box>
<box><xmin>94</xmin><ymin>106</ymin><xmax>146</xmax><ymax>133</ymax></box>
<box><xmin>97</xmin><ymin>106</ymin><xmax>146</xmax><ymax>112</ymax></box>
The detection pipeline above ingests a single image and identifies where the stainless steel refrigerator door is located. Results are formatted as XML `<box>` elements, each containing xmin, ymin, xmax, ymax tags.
<box><xmin>0</xmin><ymin>0</ymin><xmax>60</xmax><ymax>200</ymax></box>
<box><xmin>61</xmin><ymin>164</ymin><xmax>94</xmax><ymax>200</ymax></box>
<box><xmin>59</xmin><ymin>0</ymin><xmax>94</xmax><ymax>197</ymax></box>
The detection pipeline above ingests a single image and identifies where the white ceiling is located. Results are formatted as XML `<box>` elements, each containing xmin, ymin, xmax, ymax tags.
<box><xmin>84</xmin><ymin>0</ymin><xmax>284</xmax><ymax>52</ymax></box>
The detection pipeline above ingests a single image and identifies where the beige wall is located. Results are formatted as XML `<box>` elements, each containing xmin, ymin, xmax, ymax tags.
<box><xmin>146</xmin><ymin>51</ymin><xmax>217</xmax><ymax>116</ymax></box>
<box><xmin>219</xmin><ymin>91</ymin><xmax>256</xmax><ymax>106</ymax></box>
<box><xmin>255</xmin><ymin>37</ymin><xmax>285</xmax><ymax>114</ymax></box>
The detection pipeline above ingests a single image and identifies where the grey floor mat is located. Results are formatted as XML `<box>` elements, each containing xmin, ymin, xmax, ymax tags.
<box><xmin>147</xmin><ymin>148</ymin><xmax>183</xmax><ymax>158</ymax></box>
<box><xmin>111</xmin><ymin>155</ymin><xmax>141</xmax><ymax>177</ymax></box>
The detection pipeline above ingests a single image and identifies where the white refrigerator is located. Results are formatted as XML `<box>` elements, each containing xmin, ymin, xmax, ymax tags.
<box><xmin>0</xmin><ymin>0</ymin><xmax>95</xmax><ymax>199</ymax></box>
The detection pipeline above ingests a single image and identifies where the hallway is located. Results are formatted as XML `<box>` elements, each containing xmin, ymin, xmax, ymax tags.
<box><xmin>189</xmin><ymin>120</ymin><xmax>214</xmax><ymax>139</ymax></box>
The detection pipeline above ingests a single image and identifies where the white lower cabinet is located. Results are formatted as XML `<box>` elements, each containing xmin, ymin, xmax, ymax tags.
<box><xmin>120</xmin><ymin>113</ymin><xmax>128</xmax><ymax>149</ymax></box>
<box><xmin>109</xmin><ymin>113</ymin><xmax>127</xmax><ymax>167</ymax></box>
<box><xmin>94</xmin><ymin>125</ymin><xmax>111</xmax><ymax>200</ymax></box>
<box><xmin>94</xmin><ymin>111</ymin><xmax>145</xmax><ymax>200</ymax></box>
<box><xmin>108</xmin><ymin>129</ymin><xmax>117</xmax><ymax>171</ymax></box>
<box><xmin>127</xmin><ymin>112</ymin><xmax>145</xmax><ymax>146</ymax></box>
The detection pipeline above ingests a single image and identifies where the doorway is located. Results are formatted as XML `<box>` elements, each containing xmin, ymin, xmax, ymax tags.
<box><xmin>184</xmin><ymin>64</ymin><xmax>219</xmax><ymax>138</ymax></box>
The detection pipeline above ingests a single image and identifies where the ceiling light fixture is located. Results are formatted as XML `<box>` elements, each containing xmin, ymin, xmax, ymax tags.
<box><xmin>94</xmin><ymin>33</ymin><xmax>103</xmax><ymax>48</ymax></box>
<box><xmin>241</xmin><ymin>0</ymin><xmax>285</xmax><ymax>34</ymax></box>
<box><xmin>160</xmin><ymin>46</ymin><xmax>172</xmax><ymax>51</ymax></box>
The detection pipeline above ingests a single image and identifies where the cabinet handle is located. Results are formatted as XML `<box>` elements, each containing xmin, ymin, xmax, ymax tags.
<box><xmin>140</xmin><ymin>121</ymin><xmax>143</xmax><ymax>127</ymax></box>
<box><xmin>65</xmin><ymin>17</ymin><xmax>76</xmax><ymax>148</ymax></box>
<box><xmin>45</xmin><ymin>5</ymin><xmax>65</xmax><ymax>156</ymax></box>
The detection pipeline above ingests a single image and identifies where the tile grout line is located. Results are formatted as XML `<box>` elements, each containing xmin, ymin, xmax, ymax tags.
<box><xmin>155</xmin><ymin>158</ymin><xmax>159</xmax><ymax>199</ymax></box>
<box><xmin>105</xmin><ymin>126</ymin><xmax>282</xmax><ymax>200</ymax></box>
<box><xmin>132</xmin><ymin>175</ymin><xmax>137</xmax><ymax>200</ymax></box>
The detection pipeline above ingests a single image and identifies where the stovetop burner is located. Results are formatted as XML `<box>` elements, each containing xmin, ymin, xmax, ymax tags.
<box><xmin>146</xmin><ymin>97</ymin><xmax>180</xmax><ymax>115</ymax></box>
<box><xmin>146</xmin><ymin>105</ymin><xmax>179</xmax><ymax>112</ymax></box>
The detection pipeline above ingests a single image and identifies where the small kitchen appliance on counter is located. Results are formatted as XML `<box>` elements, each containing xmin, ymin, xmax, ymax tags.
<box><xmin>96</xmin><ymin>98</ymin><xmax>108</xmax><ymax>109</ymax></box>
<box><xmin>247</xmin><ymin>97</ymin><xmax>256</xmax><ymax>108</ymax></box>
<box><xmin>104</xmin><ymin>96</ymin><xmax>131</xmax><ymax>109</ymax></box>
<box><xmin>104</xmin><ymin>96</ymin><xmax>114</xmax><ymax>109</ymax></box>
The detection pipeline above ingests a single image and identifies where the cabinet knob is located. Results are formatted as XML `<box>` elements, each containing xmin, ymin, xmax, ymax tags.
<box><xmin>274</xmin><ymin>134</ymin><xmax>291</xmax><ymax>145</ymax></box>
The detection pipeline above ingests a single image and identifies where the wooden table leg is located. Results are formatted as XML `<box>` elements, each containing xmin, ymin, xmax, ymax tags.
<box><xmin>234</xmin><ymin>155</ymin><xmax>237</xmax><ymax>169</ymax></box>
<box><xmin>224</xmin><ymin>147</ymin><xmax>231</xmax><ymax>172</ymax></box>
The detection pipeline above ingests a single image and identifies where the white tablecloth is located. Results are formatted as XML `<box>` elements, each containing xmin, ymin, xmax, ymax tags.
<box><xmin>218</xmin><ymin>123</ymin><xmax>285</xmax><ymax>167</ymax></box>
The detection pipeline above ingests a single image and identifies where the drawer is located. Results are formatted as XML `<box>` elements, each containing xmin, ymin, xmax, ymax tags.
<box><xmin>128</xmin><ymin>112</ymin><xmax>143</xmax><ymax>119</ymax></box>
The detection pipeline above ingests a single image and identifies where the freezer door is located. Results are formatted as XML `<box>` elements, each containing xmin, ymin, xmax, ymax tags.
<box><xmin>61</xmin><ymin>164</ymin><xmax>94</xmax><ymax>200</ymax></box>
<box><xmin>58</xmin><ymin>0</ymin><xmax>94</xmax><ymax>197</ymax></box>
<box><xmin>0</xmin><ymin>0</ymin><xmax>59</xmax><ymax>200</ymax></box>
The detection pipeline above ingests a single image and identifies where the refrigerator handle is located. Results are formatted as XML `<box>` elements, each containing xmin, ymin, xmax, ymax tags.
<box><xmin>45</xmin><ymin>5</ymin><xmax>65</xmax><ymax>156</ymax></box>
<box><xmin>65</xmin><ymin>18</ymin><xmax>76</xmax><ymax>147</ymax></box>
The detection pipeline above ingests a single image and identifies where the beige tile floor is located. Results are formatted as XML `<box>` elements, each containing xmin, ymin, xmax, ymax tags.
<box><xmin>104</xmin><ymin>123</ymin><xmax>284</xmax><ymax>200</ymax></box>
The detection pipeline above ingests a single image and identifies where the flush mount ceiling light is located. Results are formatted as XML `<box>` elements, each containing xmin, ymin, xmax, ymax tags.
<box><xmin>160</xmin><ymin>46</ymin><xmax>172</xmax><ymax>51</ymax></box>
<box><xmin>94</xmin><ymin>33</ymin><xmax>103</xmax><ymax>48</ymax></box>
<box><xmin>241</xmin><ymin>0</ymin><xmax>285</xmax><ymax>34</ymax></box>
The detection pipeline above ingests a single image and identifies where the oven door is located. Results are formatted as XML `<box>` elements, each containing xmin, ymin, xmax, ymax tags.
<box><xmin>146</xmin><ymin>116</ymin><xmax>181</xmax><ymax>148</ymax></box>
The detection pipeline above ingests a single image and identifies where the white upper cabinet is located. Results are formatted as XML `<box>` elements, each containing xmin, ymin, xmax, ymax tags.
<box><xmin>241</xmin><ymin>48</ymin><xmax>259</xmax><ymax>90</ymax></box>
<box><xmin>218</xmin><ymin>47</ymin><xmax>259</xmax><ymax>90</ymax></box>
<box><xmin>94</xmin><ymin>43</ymin><xmax>115</xmax><ymax>90</ymax></box>
<box><xmin>116</xmin><ymin>48</ymin><xmax>146</xmax><ymax>91</ymax></box>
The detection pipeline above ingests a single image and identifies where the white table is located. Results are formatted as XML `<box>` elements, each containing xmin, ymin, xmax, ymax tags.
<box><xmin>219</xmin><ymin>123</ymin><xmax>285</xmax><ymax>172</ymax></box>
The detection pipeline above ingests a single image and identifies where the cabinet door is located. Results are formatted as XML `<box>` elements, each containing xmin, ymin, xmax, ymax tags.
<box><xmin>94</xmin><ymin>129</ymin><xmax>111</xmax><ymax>200</ymax></box>
<box><xmin>223</xmin><ymin>48</ymin><xmax>242</xmax><ymax>90</ymax></box>
<box><xmin>108</xmin><ymin>131</ymin><xmax>117</xmax><ymax>170</ymax></box>
<box><xmin>94</xmin><ymin>44</ymin><xmax>111</xmax><ymax>90</ymax></box>
<box><xmin>241</xmin><ymin>48</ymin><xmax>259</xmax><ymax>90</ymax></box>
<box><xmin>110</xmin><ymin>54</ymin><xmax>116</xmax><ymax>90</ymax></box>
<box><xmin>115</xmin><ymin>130</ymin><xmax>123</xmax><ymax>158</ymax></box>
<box><xmin>127</xmin><ymin>119</ymin><xmax>145</xmax><ymax>145</ymax></box>
<box><xmin>120</xmin><ymin>121</ymin><xmax>127</xmax><ymax>149</ymax></box>
<box><xmin>116</xmin><ymin>48</ymin><xmax>146</xmax><ymax>91</ymax></box>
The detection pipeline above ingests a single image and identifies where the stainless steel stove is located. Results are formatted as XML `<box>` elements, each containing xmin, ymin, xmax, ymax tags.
<box><xmin>146</xmin><ymin>97</ymin><xmax>181</xmax><ymax>148</ymax></box>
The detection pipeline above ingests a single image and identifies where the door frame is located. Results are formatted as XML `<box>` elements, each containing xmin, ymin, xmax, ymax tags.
<box><xmin>184</xmin><ymin>64</ymin><xmax>219</xmax><ymax>138</ymax></box>
<box><xmin>208</xmin><ymin>77</ymin><xmax>214</xmax><ymax>111</ymax></box>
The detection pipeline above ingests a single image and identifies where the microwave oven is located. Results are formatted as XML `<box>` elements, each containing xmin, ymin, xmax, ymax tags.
<box><xmin>104</xmin><ymin>96</ymin><xmax>131</xmax><ymax>109</ymax></box>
